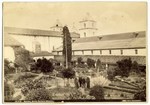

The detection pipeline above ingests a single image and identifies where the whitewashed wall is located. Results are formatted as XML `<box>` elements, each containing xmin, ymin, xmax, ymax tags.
<box><xmin>74</xmin><ymin>51</ymin><xmax>83</xmax><ymax>55</ymax></box>
<box><xmin>10</xmin><ymin>34</ymin><xmax>63</xmax><ymax>53</ymax></box>
<box><xmin>84</xmin><ymin>51</ymin><xmax>91</xmax><ymax>55</ymax></box>
<box><xmin>55</xmin><ymin>48</ymin><xmax>146</xmax><ymax>56</ymax></box>
<box><xmin>11</xmin><ymin>35</ymin><xmax>34</xmax><ymax>52</ymax></box>
<box><xmin>123</xmin><ymin>49</ymin><xmax>136</xmax><ymax>56</ymax></box>
<box><xmin>93</xmin><ymin>50</ymin><xmax>101</xmax><ymax>55</ymax></box>
<box><xmin>138</xmin><ymin>49</ymin><xmax>146</xmax><ymax>56</ymax></box>
<box><xmin>4</xmin><ymin>46</ymin><xmax>15</xmax><ymax>62</ymax></box>
<box><xmin>33</xmin><ymin>56</ymin><xmax>54</xmax><ymax>61</ymax></box>
<box><xmin>102</xmin><ymin>50</ymin><xmax>110</xmax><ymax>55</ymax></box>
<box><xmin>111</xmin><ymin>50</ymin><xmax>121</xmax><ymax>55</ymax></box>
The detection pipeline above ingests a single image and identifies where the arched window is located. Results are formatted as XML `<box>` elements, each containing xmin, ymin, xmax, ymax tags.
<box><xmin>84</xmin><ymin>32</ymin><xmax>86</xmax><ymax>37</ymax></box>
<box><xmin>84</xmin><ymin>23</ymin><xmax>86</xmax><ymax>28</ymax></box>
<box><xmin>92</xmin><ymin>23</ymin><xmax>94</xmax><ymax>27</ymax></box>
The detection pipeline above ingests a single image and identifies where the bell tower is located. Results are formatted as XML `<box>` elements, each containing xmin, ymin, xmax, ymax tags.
<box><xmin>79</xmin><ymin>13</ymin><xmax>98</xmax><ymax>37</ymax></box>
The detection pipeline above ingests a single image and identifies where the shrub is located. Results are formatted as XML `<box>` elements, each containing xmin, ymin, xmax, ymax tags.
<box><xmin>87</xmin><ymin>58</ymin><xmax>95</xmax><ymax>68</ymax></box>
<box><xmin>13</xmin><ymin>47</ymin><xmax>32</xmax><ymax>71</ymax></box>
<box><xmin>134</xmin><ymin>84</ymin><xmax>146</xmax><ymax>101</ymax></box>
<box><xmin>21</xmin><ymin>79</ymin><xmax>45</xmax><ymax>96</ymax></box>
<box><xmin>26</xmin><ymin>88</ymin><xmax>52</xmax><ymax>101</ymax></box>
<box><xmin>4</xmin><ymin>81</ymin><xmax>15</xmax><ymax>101</ymax></box>
<box><xmin>107</xmin><ymin>69</ymin><xmax>116</xmax><ymax>81</ymax></box>
<box><xmin>62</xmin><ymin>68</ymin><xmax>75</xmax><ymax>79</ymax></box>
<box><xmin>35</xmin><ymin>58</ymin><xmax>54</xmax><ymax>73</ymax></box>
<box><xmin>96</xmin><ymin>59</ymin><xmax>102</xmax><ymax>71</ymax></box>
<box><xmin>4</xmin><ymin>59</ymin><xmax>15</xmax><ymax>75</ymax></box>
<box><xmin>116</xmin><ymin>58</ymin><xmax>132</xmax><ymax>77</ymax></box>
<box><xmin>89</xmin><ymin>85</ymin><xmax>104</xmax><ymax>100</ymax></box>
<box><xmin>132</xmin><ymin>61</ymin><xmax>140</xmax><ymax>73</ymax></box>
<box><xmin>77</xmin><ymin>57</ymin><xmax>83</xmax><ymax>64</ymax></box>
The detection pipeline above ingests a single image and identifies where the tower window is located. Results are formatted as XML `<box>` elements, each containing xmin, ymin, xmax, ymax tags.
<box><xmin>84</xmin><ymin>32</ymin><xmax>86</xmax><ymax>37</ymax></box>
<box><xmin>93</xmin><ymin>32</ymin><xmax>95</xmax><ymax>35</ymax></box>
<box><xmin>135</xmin><ymin>49</ymin><xmax>138</xmax><ymax>54</ymax></box>
<box><xmin>84</xmin><ymin>23</ymin><xmax>86</xmax><ymax>28</ymax></box>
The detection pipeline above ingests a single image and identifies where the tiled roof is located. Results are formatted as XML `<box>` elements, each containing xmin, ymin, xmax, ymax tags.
<box><xmin>54</xmin><ymin>31</ymin><xmax>146</xmax><ymax>51</ymax></box>
<box><xmin>74</xmin><ymin>31</ymin><xmax>145</xmax><ymax>43</ymax></box>
<box><xmin>4</xmin><ymin>33</ymin><xmax>23</xmax><ymax>47</ymax></box>
<box><xmin>4</xmin><ymin>27</ymin><xmax>80</xmax><ymax>38</ymax></box>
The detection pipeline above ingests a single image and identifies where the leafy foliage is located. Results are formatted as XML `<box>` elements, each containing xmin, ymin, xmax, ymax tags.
<box><xmin>87</xmin><ymin>58</ymin><xmax>95</xmax><ymax>68</ymax></box>
<box><xmin>14</xmin><ymin>73</ymin><xmax>38</xmax><ymax>88</ymax></box>
<box><xmin>31</xmin><ymin>58</ymin><xmax>54</xmax><ymax>73</ymax></box>
<box><xmin>13</xmin><ymin>47</ymin><xmax>32</xmax><ymax>71</ymax></box>
<box><xmin>107</xmin><ymin>69</ymin><xmax>116</xmax><ymax>81</ymax></box>
<box><xmin>132</xmin><ymin>61</ymin><xmax>140</xmax><ymax>73</ymax></box>
<box><xmin>21</xmin><ymin>79</ymin><xmax>45</xmax><ymax>96</ymax></box>
<box><xmin>134</xmin><ymin>85</ymin><xmax>146</xmax><ymax>101</ymax></box>
<box><xmin>4</xmin><ymin>59</ymin><xmax>15</xmax><ymax>75</ymax></box>
<box><xmin>89</xmin><ymin>85</ymin><xmax>104</xmax><ymax>100</ymax></box>
<box><xmin>4</xmin><ymin>81</ymin><xmax>15</xmax><ymax>101</ymax></box>
<box><xmin>77</xmin><ymin>57</ymin><xmax>83</xmax><ymax>64</ymax></box>
<box><xmin>62</xmin><ymin>68</ymin><xmax>75</xmax><ymax>79</ymax></box>
<box><xmin>96</xmin><ymin>59</ymin><xmax>102</xmax><ymax>71</ymax></box>
<box><xmin>26</xmin><ymin>88</ymin><xmax>52</xmax><ymax>101</ymax></box>
<box><xmin>66</xmin><ymin>89</ymin><xmax>95</xmax><ymax>100</ymax></box>
<box><xmin>116</xmin><ymin>58</ymin><xmax>132</xmax><ymax>77</ymax></box>
<box><xmin>62</xmin><ymin>26</ymin><xmax>72</xmax><ymax>67</ymax></box>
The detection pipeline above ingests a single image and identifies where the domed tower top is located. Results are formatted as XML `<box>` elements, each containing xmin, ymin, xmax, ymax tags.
<box><xmin>70</xmin><ymin>22</ymin><xmax>78</xmax><ymax>33</ymax></box>
<box><xmin>83</xmin><ymin>12</ymin><xmax>94</xmax><ymax>21</ymax></box>
<box><xmin>79</xmin><ymin>13</ymin><xmax>98</xmax><ymax>37</ymax></box>
<box><xmin>50</xmin><ymin>19</ymin><xmax>63</xmax><ymax>31</ymax></box>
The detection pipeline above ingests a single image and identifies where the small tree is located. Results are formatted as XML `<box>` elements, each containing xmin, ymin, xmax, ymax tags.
<box><xmin>4</xmin><ymin>59</ymin><xmax>15</xmax><ymax>75</ymax></box>
<box><xmin>132</xmin><ymin>61</ymin><xmax>140</xmax><ymax>73</ymax></box>
<box><xmin>89</xmin><ymin>85</ymin><xmax>104</xmax><ymax>100</ymax></box>
<box><xmin>62</xmin><ymin>68</ymin><xmax>75</xmax><ymax>86</ymax></box>
<box><xmin>13</xmin><ymin>47</ymin><xmax>32</xmax><ymax>71</ymax></box>
<box><xmin>116</xmin><ymin>58</ymin><xmax>132</xmax><ymax>77</ymax></box>
<box><xmin>87</xmin><ymin>58</ymin><xmax>95</xmax><ymax>68</ymax></box>
<box><xmin>96</xmin><ymin>59</ymin><xmax>102</xmax><ymax>72</ymax></box>
<box><xmin>62</xmin><ymin>26</ymin><xmax>72</xmax><ymax>68</ymax></box>
<box><xmin>41</xmin><ymin>58</ymin><xmax>54</xmax><ymax>73</ymax></box>
<box><xmin>77</xmin><ymin>57</ymin><xmax>83</xmax><ymax>64</ymax></box>
<box><xmin>107</xmin><ymin>69</ymin><xmax>116</xmax><ymax>81</ymax></box>
<box><xmin>35</xmin><ymin>58</ymin><xmax>54</xmax><ymax>73</ymax></box>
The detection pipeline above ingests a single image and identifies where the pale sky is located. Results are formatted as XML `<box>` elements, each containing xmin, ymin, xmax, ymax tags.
<box><xmin>3</xmin><ymin>2</ymin><xmax>147</xmax><ymax>35</ymax></box>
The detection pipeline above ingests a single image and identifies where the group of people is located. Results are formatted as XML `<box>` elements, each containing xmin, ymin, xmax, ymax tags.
<box><xmin>74</xmin><ymin>76</ymin><xmax>90</xmax><ymax>89</ymax></box>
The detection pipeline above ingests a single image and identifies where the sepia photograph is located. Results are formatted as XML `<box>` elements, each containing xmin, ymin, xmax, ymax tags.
<box><xmin>3</xmin><ymin>1</ymin><xmax>147</xmax><ymax>103</ymax></box>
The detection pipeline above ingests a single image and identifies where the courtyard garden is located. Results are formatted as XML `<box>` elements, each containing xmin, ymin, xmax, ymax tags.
<box><xmin>4</xmin><ymin>56</ymin><xmax>146</xmax><ymax>102</ymax></box>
